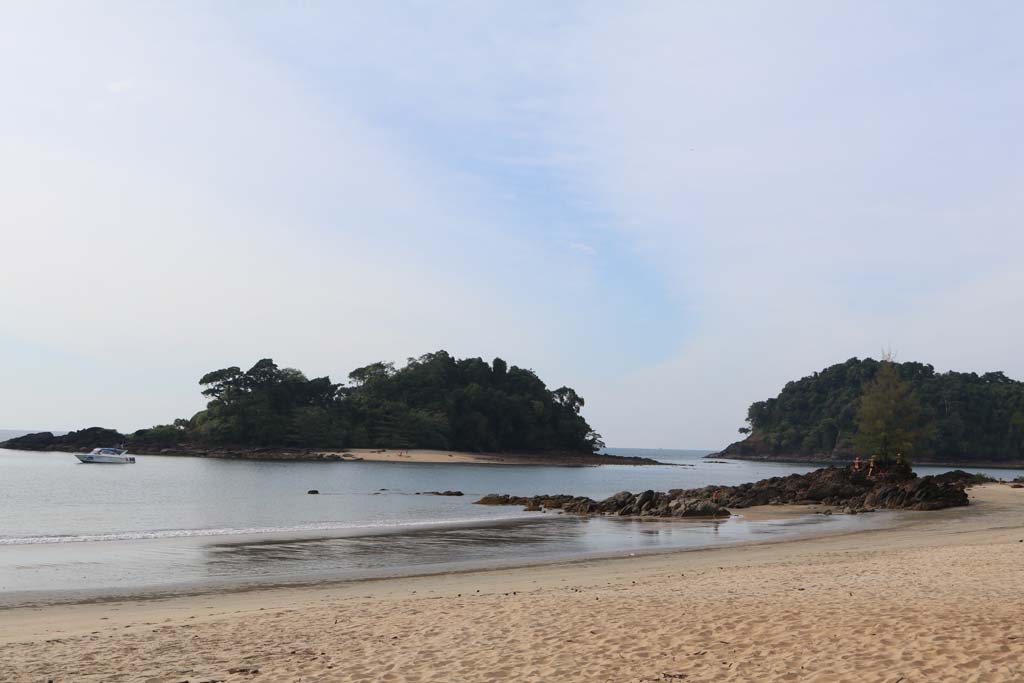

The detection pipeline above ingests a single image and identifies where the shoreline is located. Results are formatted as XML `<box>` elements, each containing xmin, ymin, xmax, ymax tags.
<box><xmin>711</xmin><ymin>453</ymin><xmax>1024</xmax><ymax>471</ymax></box>
<box><xmin>0</xmin><ymin>503</ymin><xmax>886</xmax><ymax>611</ymax></box>
<box><xmin>0</xmin><ymin>486</ymin><xmax>1002</xmax><ymax>611</ymax></box>
<box><xmin>2</xmin><ymin>484</ymin><xmax>1021</xmax><ymax>681</ymax></box>
<box><xmin>0</xmin><ymin>446</ymin><xmax>668</xmax><ymax>466</ymax></box>
<box><xmin>0</xmin><ymin>500</ymin><xmax>912</xmax><ymax>613</ymax></box>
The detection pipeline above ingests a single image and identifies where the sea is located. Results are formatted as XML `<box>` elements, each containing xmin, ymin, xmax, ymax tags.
<box><xmin>1</xmin><ymin>443</ymin><xmax>1021</xmax><ymax>606</ymax></box>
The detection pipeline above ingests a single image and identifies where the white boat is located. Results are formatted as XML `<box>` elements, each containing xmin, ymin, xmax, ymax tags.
<box><xmin>75</xmin><ymin>447</ymin><xmax>136</xmax><ymax>464</ymax></box>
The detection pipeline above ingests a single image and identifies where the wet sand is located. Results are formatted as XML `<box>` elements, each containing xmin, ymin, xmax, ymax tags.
<box><xmin>1</xmin><ymin>485</ymin><xmax>1022</xmax><ymax>682</ymax></box>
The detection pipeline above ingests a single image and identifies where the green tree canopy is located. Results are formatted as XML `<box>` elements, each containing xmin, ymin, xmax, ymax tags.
<box><xmin>133</xmin><ymin>351</ymin><xmax>603</xmax><ymax>454</ymax></box>
<box><xmin>853</xmin><ymin>360</ymin><xmax>924</xmax><ymax>463</ymax></box>
<box><xmin>727</xmin><ymin>357</ymin><xmax>1024</xmax><ymax>463</ymax></box>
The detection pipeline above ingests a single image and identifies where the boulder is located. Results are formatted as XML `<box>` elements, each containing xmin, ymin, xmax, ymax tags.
<box><xmin>674</xmin><ymin>499</ymin><xmax>730</xmax><ymax>518</ymax></box>
<box><xmin>477</xmin><ymin>494</ymin><xmax>513</xmax><ymax>505</ymax></box>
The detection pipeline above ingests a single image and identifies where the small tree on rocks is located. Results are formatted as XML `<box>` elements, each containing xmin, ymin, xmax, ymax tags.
<box><xmin>854</xmin><ymin>357</ymin><xmax>924</xmax><ymax>465</ymax></box>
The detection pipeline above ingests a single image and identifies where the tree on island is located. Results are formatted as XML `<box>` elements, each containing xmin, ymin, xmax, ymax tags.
<box><xmin>854</xmin><ymin>358</ymin><xmax>925</xmax><ymax>465</ymax></box>
<box><xmin>722</xmin><ymin>356</ymin><xmax>1024</xmax><ymax>464</ymax></box>
<box><xmin>117</xmin><ymin>351</ymin><xmax>604</xmax><ymax>454</ymax></box>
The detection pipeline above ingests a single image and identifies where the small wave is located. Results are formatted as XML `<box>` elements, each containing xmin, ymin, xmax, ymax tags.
<box><xmin>0</xmin><ymin>515</ymin><xmax>530</xmax><ymax>546</ymax></box>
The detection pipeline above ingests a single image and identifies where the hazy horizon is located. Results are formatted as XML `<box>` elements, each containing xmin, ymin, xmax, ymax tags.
<box><xmin>3</xmin><ymin>3</ymin><xmax>1022</xmax><ymax>447</ymax></box>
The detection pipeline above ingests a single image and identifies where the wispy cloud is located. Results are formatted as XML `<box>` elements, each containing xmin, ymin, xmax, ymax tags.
<box><xmin>568</xmin><ymin>241</ymin><xmax>596</xmax><ymax>256</ymax></box>
<box><xmin>105</xmin><ymin>79</ymin><xmax>134</xmax><ymax>93</ymax></box>
<box><xmin>543</xmin><ymin>2</ymin><xmax>1024</xmax><ymax>445</ymax></box>
<box><xmin>1</xmin><ymin>3</ymin><xmax>1021</xmax><ymax>447</ymax></box>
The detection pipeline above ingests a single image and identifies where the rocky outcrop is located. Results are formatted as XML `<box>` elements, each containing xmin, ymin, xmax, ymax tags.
<box><xmin>0</xmin><ymin>428</ymin><xmax>126</xmax><ymax>452</ymax></box>
<box><xmin>421</xmin><ymin>491</ymin><xmax>465</xmax><ymax>496</ymax></box>
<box><xmin>684</xmin><ymin>463</ymin><xmax>970</xmax><ymax>511</ymax></box>
<box><xmin>712</xmin><ymin>433</ymin><xmax>1024</xmax><ymax>469</ymax></box>
<box><xmin>712</xmin><ymin>433</ymin><xmax>852</xmax><ymax>465</ymax></box>
<box><xmin>475</xmin><ymin>490</ymin><xmax>731</xmax><ymax>518</ymax></box>
<box><xmin>1</xmin><ymin>432</ymin><xmax>665</xmax><ymax>466</ymax></box>
<box><xmin>475</xmin><ymin>464</ymin><xmax>972</xmax><ymax>518</ymax></box>
<box><xmin>0</xmin><ymin>436</ymin><xmax>349</xmax><ymax>461</ymax></box>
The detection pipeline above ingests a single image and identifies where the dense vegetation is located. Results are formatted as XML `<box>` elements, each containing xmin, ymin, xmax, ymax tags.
<box><xmin>14</xmin><ymin>352</ymin><xmax>603</xmax><ymax>454</ymax></box>
<box><xmin>853</xmin><ymin>360</ymin><xmax>925</xmax><ymax>463</ymax></box>
<box><xmin>724</xmin><ymin>357</ymin><xmax>1024</xmax><ymax>463</ymax></box>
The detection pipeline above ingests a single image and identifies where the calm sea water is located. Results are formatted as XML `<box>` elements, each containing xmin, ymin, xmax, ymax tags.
<box><xmin>1</xmin><ymin>447</ymin><xmax>1019</xmax><ymax>605</ymax></box>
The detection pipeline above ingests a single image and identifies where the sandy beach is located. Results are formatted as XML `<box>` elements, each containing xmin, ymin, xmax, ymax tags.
<box><xmin>2</xmin><ymin>484</ymin><xmax>1022</xmax><ymax>683</ymax></box>
<box><xmin>324</xmin><ymin>448</ymin><xmax>545</xmax><ymax>464</ymax></box>
<box><xmin>314</xmin><ymin>448</ymin><xmax>665</xmax><ymax>466</ymax></box>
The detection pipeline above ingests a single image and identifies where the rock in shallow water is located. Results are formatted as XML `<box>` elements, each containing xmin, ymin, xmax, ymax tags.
<box><xmin>474</xmin><ymin>463</ymin><xmax>971</xmax><ymax>518</ymax></box>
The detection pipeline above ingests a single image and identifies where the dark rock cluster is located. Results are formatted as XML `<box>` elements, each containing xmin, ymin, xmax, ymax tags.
<box><xmin>686</xmin><ymin>463</ymin><xmax>973</xmax><ymax>512</ymax></box>
<box><xmin>475</xmin><ymin>490</ymin><xmax>731</xmax><ymax>518</ymax></box>
<box><xmin>2</xmin><ymin>428</ymin><xmax>124</xmax><ymax>452</ymax></box>
<box><xmin>475</xmin><ymin>464</ymin><xmax>973</xmax><ymax>518</ymax></box>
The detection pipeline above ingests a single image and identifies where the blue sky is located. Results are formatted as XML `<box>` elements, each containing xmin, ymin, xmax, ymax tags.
<box><xmin>2</xmin><ymin>2</ymin><xmax>1022</xmax><ymax>447</ymax></box>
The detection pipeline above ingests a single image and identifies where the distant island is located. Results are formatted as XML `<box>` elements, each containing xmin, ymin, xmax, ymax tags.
<box><xmin>715</xmin><ymin>357</ymin><xmax>1024</xmax><ymax>467</ymax></box>
<box><xmin>1</xmin><ymin>351</ymin><xmax>660</xmax><ymax>465</ymax></box>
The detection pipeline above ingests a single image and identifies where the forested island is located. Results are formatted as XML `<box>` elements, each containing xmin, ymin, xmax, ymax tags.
<box><xmin>717</xmin><ymin>357</ymin><xmax>1024</xmax><ymax>466</ymax></box>
<box><xmin>1</xmin><ymin>352</ymin><xmax>656</xmax><ymax>464</ymax></box>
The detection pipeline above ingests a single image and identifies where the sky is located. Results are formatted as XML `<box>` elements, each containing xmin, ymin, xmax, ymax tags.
<box><xmin>1</xmin><ymin>2</ymin><xmax>1022</xmax><ymax>448</ymax></box>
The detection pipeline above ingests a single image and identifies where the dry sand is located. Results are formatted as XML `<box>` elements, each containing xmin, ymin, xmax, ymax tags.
<box><xmin>2</xmin><ymin>485</ymin><xmax>1023</xmax><ymax>682</ymax></box>
<box><xmin>313</xmin><ymin>449</ymin><xmax>664</xmax><ymax>466</ymax></box>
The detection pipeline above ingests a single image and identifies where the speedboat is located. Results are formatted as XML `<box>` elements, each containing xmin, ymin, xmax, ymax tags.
<box><xmin>76</xmin><ymin>447</ymin><xmax>136</xmax><ymax>464</ymax></box>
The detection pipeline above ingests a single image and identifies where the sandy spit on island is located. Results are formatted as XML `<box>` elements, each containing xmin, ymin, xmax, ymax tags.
<box><xmin>324</xmin><ymin>448</ymin><xmax>552</xmax><ymax>464</ymax></box>
<box><xmin>312</xmin><ymin>448</ymin><xmax>664</xmax><ymax>465</ymax></box>
<box><xmin>2</xmin><ymin>485</ymin><xmax>1023</xmax><ymax>683</ymax></box>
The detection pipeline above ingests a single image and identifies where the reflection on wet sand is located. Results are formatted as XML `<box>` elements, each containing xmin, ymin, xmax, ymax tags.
<box><xmin>196</xmin><ymin>512</ymin><xmax>871</xmax><ymax>584</ymax></box>
<box><xmin>0</xmin><ymin>510</ymin><xmax>895</xmax><ymax>606</ymax></box>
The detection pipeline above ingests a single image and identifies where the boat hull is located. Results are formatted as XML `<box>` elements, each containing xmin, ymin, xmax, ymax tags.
<box><xmin>75</xmin><ymin>453</ymin><xmax>135</xmax><ymax>464</ymax></box>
